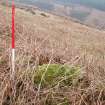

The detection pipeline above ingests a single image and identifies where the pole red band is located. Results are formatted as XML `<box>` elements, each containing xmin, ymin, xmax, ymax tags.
<box><xmin>12</xmin><ymin>2</ymin><xmax>15</xmax><ymax>48</ymax></box>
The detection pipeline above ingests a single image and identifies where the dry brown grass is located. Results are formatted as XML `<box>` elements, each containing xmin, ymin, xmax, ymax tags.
<box><xmin>0</xmin><ymin>4</ymin><xmax>105</xmax><ymax>105</ymax></box>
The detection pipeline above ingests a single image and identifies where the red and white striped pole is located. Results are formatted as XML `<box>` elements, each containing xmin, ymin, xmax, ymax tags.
<box><xmin>11</xmin><ymin>0</ymin><xmax>15</xmax><ymax>79</ymax></box>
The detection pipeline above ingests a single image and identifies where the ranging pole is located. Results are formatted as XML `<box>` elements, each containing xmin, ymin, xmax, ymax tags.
<box><xmin>11</xmin><ymin>0</ymin><xmax>15</xmax><ymax>79</ymax></box>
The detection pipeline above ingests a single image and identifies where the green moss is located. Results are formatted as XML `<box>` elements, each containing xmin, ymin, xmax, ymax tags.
<box><xmin>0</xmin><ymin>59</ymin><xmax>7</xmax><ymax>65</ymax></box>
<box><xmin>32</xmin><ymin>64</ymin><xmax>81</xmax><ymax>88</ymax></box>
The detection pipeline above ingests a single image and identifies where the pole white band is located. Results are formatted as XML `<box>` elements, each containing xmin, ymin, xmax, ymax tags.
<box><xmin>11</xmin><ymin>48</ymin><xmax>15</xmax><ymax>78</ymax></box>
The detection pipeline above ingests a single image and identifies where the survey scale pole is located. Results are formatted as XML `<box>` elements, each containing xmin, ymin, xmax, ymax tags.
<box><xmin>11</xmin><ymin>0</ymin><xmax>15</xmax><ymax>80</ymax></box>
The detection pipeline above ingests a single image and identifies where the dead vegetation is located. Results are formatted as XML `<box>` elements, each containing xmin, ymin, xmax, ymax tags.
<box><xmin>0</xmin><ymin>4</ymin><xmax>105</xmax><ymax>105</ymax></box>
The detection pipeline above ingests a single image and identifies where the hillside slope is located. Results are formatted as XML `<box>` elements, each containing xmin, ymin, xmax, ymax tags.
<box><xmin>0</xmin><ymin>4</ymin><xmax>105</xmax><ymax>105</ymax></box>
<box><xmin>10</xmin><ymin>0</ymin><xmax>105</xmax><ymax>30</ymax></box>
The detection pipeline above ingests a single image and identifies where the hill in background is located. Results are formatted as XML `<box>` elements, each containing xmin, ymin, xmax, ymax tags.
<box><xmin>10</xmin><ymin>0</ymin><xmax>105</xmax><ymax>30</ymax></box>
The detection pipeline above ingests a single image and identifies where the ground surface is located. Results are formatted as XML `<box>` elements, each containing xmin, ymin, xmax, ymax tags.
<box><xmin>0</xmin><ymin>4</ymin><xmax>105</xmax><ymax>105</ymax></box>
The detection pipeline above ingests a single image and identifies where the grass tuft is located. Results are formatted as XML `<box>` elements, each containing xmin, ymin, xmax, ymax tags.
<box><xmin>32</xmin><ymin>64</ymin><xmax>81</xmax><ymax>88</ymax></box>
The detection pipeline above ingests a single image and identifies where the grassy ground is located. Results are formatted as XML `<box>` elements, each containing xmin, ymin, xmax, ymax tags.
<box><xmin>0</xmin><ymin>4</ymin><xmax>105</xmax><ymax>105</ymax></box>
